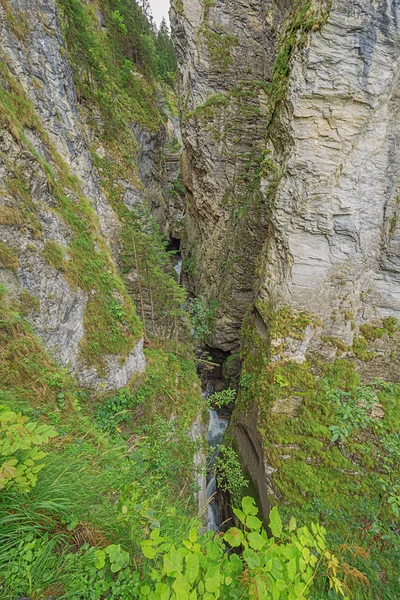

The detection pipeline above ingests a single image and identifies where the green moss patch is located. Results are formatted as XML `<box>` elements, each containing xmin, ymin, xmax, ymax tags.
<box><xmin>238</xmin><ymin>314</ymin><xmax>400</xmax><ymax>598</ymax></box>
<box><xmin>0</xmin><ymin>241</ymin><xmax>18</xmax><ymax>269</ymax></box>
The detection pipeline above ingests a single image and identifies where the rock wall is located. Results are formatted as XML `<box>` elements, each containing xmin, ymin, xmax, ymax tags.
<box><xmin>172</xmin><ymin>1</ymin><xmax>400</xmax><ymax>578</ymax></box>
<box><xmin>258</xmin><ymin>0</ymin><xmax>400</xmax><ymax>380</ymax></box>
<box><xmin>0</xmin><ymin>0</ymin><xmax>181</xmax><ymax>389</ymax></box>
<box><xmin>172</xmin><ymin>0</ymin><xmax>400</xmax><ymax>371</ymax></box>
<box><xmin>171</xmin><ymin>0</ymin><xmax>286</xmax><ymax>351</ymax></box>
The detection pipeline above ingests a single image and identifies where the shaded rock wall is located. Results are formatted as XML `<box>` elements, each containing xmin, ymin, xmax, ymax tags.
<box><xmin>172</xmin><ymin>0</ymin><xmax>400</xmax><ymax>372</ymax></box>
<box><xmin>171</xmin><ymin>0</ymin><xmax>288</xmax><ymax>351</ymax></box>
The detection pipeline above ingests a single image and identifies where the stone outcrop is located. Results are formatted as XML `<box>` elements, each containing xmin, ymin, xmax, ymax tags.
<box><xmin>172</xmin><ymin>0</ymin><xmax>400</xmax><ymax>372</ymax></box>
<box><xmin>0</xmin><ymin>0</ymin><xmax>179</xmax><ymax>389</ymax></box>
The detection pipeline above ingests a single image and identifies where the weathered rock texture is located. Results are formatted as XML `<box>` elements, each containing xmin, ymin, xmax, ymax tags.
<box><xmin>259</xmin><ymin>0</ymin><xmax>400</xmax><ymax>381</ymax></box>
<box><xmin>172</xmin><ymin>0</ymin><xmax>400</xmax><ymax>549</ymax></box>
<box><xmin>172</xmin><ymin>0</ymin><xmax>400</xmax><ymax>371</ymax></box>
<box><xmin>171</xmin><ymin>0</ymin><xmax>282</xmax><ymax>350</ymax></box>
<box><xmin>0</xmin><ymin>0</ymin><xmax>179</xmax><ymax>389</ymax></box>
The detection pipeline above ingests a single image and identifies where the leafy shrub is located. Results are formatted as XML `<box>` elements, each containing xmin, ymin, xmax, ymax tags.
<box><xmin>214</xmin><ymin>445</ymin><xmax>248</xmax><ymax>507</ymax></box>
<box><xmin>0</xmin><ymin>405</ymin><xmax>56</xmax><ymax>491</ymax></box>
<box><xmin>140</xmin><ymin>497</ymin><xmax>349</xmax><ymax>599</ymax></box>
<box><xmin>187</xmin><ymin>295</ymin><xmax>219</xmax><ymax>342</ymax></box>
<box><xmin>208</xmin><ymin>387</ymin><xmax>236</xmax><ymax>409</ymax></box>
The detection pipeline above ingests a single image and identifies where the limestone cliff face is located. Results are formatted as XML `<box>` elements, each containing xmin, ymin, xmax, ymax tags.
<box><xmin>173</xmin><ymin>0</ymin><xmax>400</xmax><ymax>372</ymax></box>
<box><xmin>0</xmin><ymin>0</ymin><xmax>180</xmax><ymax>389</ymax></box>
<box><xmin>258</xmin><ymin>0</ymin><xmax>400</xmax><ymax>381</ymax></box>
<box><xmin>171</xmin><ymin>0</ymin><xmax>281</xmax><ymax>350</ymax></box>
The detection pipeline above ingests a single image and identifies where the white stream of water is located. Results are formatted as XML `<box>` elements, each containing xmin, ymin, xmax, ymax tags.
<box><xmin>173</xmin><ymin>255</ymin><xmax>183</xmax><ymax>284</ymax></box>
<box><xmin>207</xmin><ymin>408</ymin><xmax>228</xmax><ymax>531</ymax></box>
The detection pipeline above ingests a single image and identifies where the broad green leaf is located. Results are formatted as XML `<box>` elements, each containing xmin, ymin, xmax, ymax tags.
<box><xmin>269</xmin><ymin>506</ymin><xmax>282</xmax><ymax>538</ymax></box>
<box><xmin>247</xmin><ymin>532</ymin><xmax>265</xmax><ymax>551</ymax></box>
<box><xmin>224</xmin><ymin>527</ymin><xmax>244</xmax><ymax>548</ymax></box>
<box><xmin>141</xmin><ymin>585</ymin><xmax>151</xmax><ymax>596</ymax></box>
<box><xmin>185</xmin><ymin>552</ymin><xmax>199</xmax><ymax>585</ymax></box>
<box><xmin>164</xmin><ymin>547</ymin><xmax>183</xmax><ymax>575</ymax></box>
<box><xmin>142</xmin><ymin>545</ymin><xmax>157</xmax><ymax>559</ymax></box>
<box><xmin>172</xmin><ymin>579</ymin><xmax>189</xmax><ymax>600</ymax></box>
<box><xmin>246</xmin><ymin>515</ymin><xmax>262</xmax><ymax>531</ymax></box>
<box><xmin>94</xmin><ymin>549</ymin><xmax>105</xmax><ymax>569</ymax></box>
<box><xmin>287</xmin><ymin>557</ymin><xmax>297</xmax><ymax>581</ymax></box>
<box><xmin>232</xmin><ymin>507</ymin><xmax>246</xmax><ymax>524</ymax></box>
<box><xmin>189</xmin><ymin>529</ymin><xmax>198</xmax><ymax>544</ymax></box>
<box><xmin>288</xmin><ymin>516</ymin><xmax>297</xmax><ymax>532</ymax></box>
<box><xmin>242</xmin><ymin>496</ymin><xmax>258</xmax><ymax>515</ymax></box>
<box><xmin>243</xmin><ymin>548</ymin><xmax>260</xmax><ymax>569</ymax></box>
<box><xmin>205</xmin><ymin>564</ymin><xmax>220</xmax><ymax>593</ymax></box>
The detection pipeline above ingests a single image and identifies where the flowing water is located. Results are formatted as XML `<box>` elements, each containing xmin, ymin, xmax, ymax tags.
<box><xmin>170</xmin><ymin>247</ymin><xmax>229</xmax><ymax>531</ymax></box>
<box><xmin>203</xmin><ymin>381</ymin><xmax>229</xmax><ymax>531</ymax></box>
<box><xmin>172</xmin><ymin>254</ymin><xmax>183</xmax><ymax>284</ymax></box>
<box><xmin>207</xmin><ymin>409</ymin><xmax>228</xmax><ymax>530</ymax></box>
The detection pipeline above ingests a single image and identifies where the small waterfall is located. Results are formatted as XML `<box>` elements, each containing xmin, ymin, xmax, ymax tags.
<box><xmin>173</xmin><ymin>254</ymin><xmax>183</xmax><ymax>284</ymax></box>
<box><xmin>207</xmin><ymin>408</ymin><xmax>228</xmax><ymax>531</ymax></box>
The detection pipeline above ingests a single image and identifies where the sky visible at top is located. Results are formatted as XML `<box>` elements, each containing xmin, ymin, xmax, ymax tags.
<box><xmin>148</xmin><ymin>0</ymin><xmax>170</xmax><ymax>27</ymax></box>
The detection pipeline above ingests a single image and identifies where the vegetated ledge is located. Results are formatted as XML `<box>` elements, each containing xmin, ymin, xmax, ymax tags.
<box><xmin>233</xmin><ymin>305</ymin><xmax>400</xmax><ymax>598</ymax></box>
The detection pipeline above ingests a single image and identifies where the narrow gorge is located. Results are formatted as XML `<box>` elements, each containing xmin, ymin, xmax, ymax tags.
<box><xmin>0</xmin><ymin>0</ymin><xmax>399</xmax><ymax>598</ymax></box>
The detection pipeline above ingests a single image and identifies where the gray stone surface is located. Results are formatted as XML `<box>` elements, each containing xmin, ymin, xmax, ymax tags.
<box><xmin>173</xmin><ymin>0</ymin><xmax>400</xmax><ymax>377</ymax></box>
<box><xmin>259</xmin><ymin>0</ymin><xmax>400</xmax><ymax>379</ymax></box>
<box><xmin>0</xmin><ymin>0</ymin><xmax>147</xmax><ymax>388</ymax></box>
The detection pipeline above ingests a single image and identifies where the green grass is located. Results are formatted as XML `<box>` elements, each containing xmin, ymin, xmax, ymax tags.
<box><xmin>0</xmin><ymin>291</ymin><xmax>204</xmax><ymax>598</ymax></box>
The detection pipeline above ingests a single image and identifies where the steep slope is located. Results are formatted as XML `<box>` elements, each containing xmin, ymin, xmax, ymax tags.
<box><xmin>0</xmin><ymin>0</ymin><xmax>185</xmax><ymax>388</ymax></box>
<box><xmin>0</xmin><ymin>2</ymin><xmax>206</xmax><ymax>597</ymax></box>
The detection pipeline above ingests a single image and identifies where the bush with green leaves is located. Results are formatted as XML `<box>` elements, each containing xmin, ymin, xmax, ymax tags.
<box><xmin>139</xmin><ymin>496</ymin><xmax>349</xmax><ymax>600</ymax></box>
<box><xmin>0</xmin><ymin>405</ymin><xmax>56</xmax><ymax>491</ymax></box>
<box><xmin>208</xmin><ymin>387</ymin><xmax>236</xmax><ymax>409</ymax></box>
<box><xmin>214</xmin><ymin>445</ymin><xmax>248</xmax><ymax>507</ymax></box>
<box><xmin>187</xmin><ymin>295</ymin><xmax>219</xmax><ymax>342</ymax></box>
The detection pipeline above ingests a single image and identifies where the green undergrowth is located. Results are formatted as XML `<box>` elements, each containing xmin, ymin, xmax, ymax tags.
<box><xmin>91</xmin><ymin>148</ymin><xmax>186</xmax><ymax>337</ymax></box>
<box><xmin>0</xmin><ymin>289</ymin><xmax>205</xmax><ymax>598</ymax></box>
<box><xmin>56</xmin><ymin>0</ymin><xmax>162</xmax><ymax>132</ymax></box>
<box><xmin>238</xmin><ymin>313</ymin><xmax>400</xmax><ymax>599</ymax></box>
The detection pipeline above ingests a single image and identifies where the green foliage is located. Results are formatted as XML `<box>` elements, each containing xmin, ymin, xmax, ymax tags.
<box><xmin>208</xmin><ymin>387</ymin><xmax>236</xmax><ymax>409</ymax></box>
<box><xmin>155</xmin><ymin>18</ymin><xmax>177</xmax><ymax>83</ymax></box>
<box><xmin>352</xmin><ymin>336</ymin><xmax>375</xmax><ymax>361</ymax></box>
<box><xmin>92</xmin><ymin>150</ymin><xmax>186</xmax><ymax>337</ymax></box>
<box><xmin>43</xmin><ymin>240</ymin><xmax>66</xmax><ymax>270</ymax></box>
<box><xmin>0</xmin><ymin>405</ymin><xmax>56</xmax><ymax>491</ymax></box>
<box><xmin>0</xmin><ymin>62</ymin><xmax>143</xmax><ymax>372</ymax></box>
<box><xmin>240</xmin><ymin>309</ymin><xmax>400</xmax><ymax>598</ymax></box>
<box><xmin>202</xmin><ymin>26</ymin><xmax>238</xmax><ymax>71</ymax></box>
<box><xmin>327</xmin><ymin>384</ymin><xmax>377</xmax><ymax>443</ymax></box>
<box><xmin>18</xmin><ymin>289</ymin><xmax>41</xmax><ymax>315</ymax></box>
<box><xmin>0</xmin><ymin>240</ymin><xmax>18</xmax><ymax>269</ymax></box>
<box><xmin>215</xmin><ymin>445</ymin><xmax>248</xmax><ymax>507</ymax></box>
<box><xmin>187</xmin><ymin>295</ymin><xmax>219</xmax><ymax>342</ymax></box>
<box><xmin>57</xmin><ymin>0</ymin><xmax>177</xmax><ymax>133</ymax></box>
<box><xmin>0</xmin><ymin>0</ymin><xmax>30</xmax><ymax>40</ymax></box>
<box><xmin>140</xmin><ymin>497</ymin><xmax>348</xmax><ymax>599</ymax></box>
